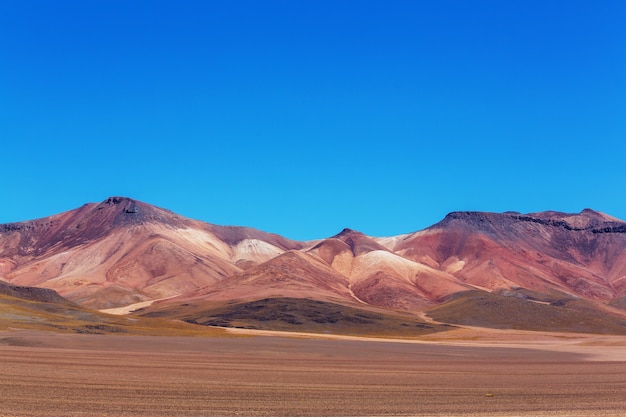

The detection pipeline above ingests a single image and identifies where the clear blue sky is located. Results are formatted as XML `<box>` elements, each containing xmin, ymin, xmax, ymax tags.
<box><xmin>1</xmin><ymin>1</ymin><xmax>625</xmax><ymax>240</ymax></box>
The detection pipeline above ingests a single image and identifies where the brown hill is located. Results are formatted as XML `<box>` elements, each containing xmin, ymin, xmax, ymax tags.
<box><xmin>0</xmin><ymin>281</ymin><xmax>220</xmax><ymax>335</ymax></box>
<box><xmin>136</xmin><ymin>297</ymin><xmax>451</xmax><ymax>337</ymax></box>
<box><xmin>427</xmin><ymin>289</ymin><xmax>626</xmax><ymax>334</ymax></box>
<box><xmin>0</xmin><ymin>280</ymin><xmax>72</xmax><ymax>305</ymax></box>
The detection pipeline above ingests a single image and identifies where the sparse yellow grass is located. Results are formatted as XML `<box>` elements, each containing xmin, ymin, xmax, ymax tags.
<box><xmin>0</xmin><ymin>293</ymin><xmax>227</xmax><ymax>336</ymax></box>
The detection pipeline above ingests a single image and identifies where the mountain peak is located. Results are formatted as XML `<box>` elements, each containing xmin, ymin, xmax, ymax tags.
<box><xmin>101</xmin><ymin>196</ymin><xmax>136</xmax><ymax>205</ymax></box>
<box><xmin>435</xmin><ymin>209</ymin><xmax>625</xmax><ymax>232</ymax></box>
<box><xmin>328</xmin><ymin>227</ymin><xmax>387</xmax><ymax>256</ymax></box>
<box><xmin>333</xmin><ymin>228</ymin><xmax>364</xmax><ymax>238</ymax></box>
<box><xmin>92</xmin><ymin>197</ymin><xmax>154</xmax><ymax>225</ymax></box>
<box><xmin>90</xmin><ymin>197</ymin><xmax>185</xmax><ymax>228</ymax></box>
<box><xmin>97</xmin><ymin>196</ymin><xmax>146</xmax><ymax>213</ymax></box>
<box><xmin>579</xmin><ymin>208</ymin><xmax>623</xmax><ymax>223</ymax></box>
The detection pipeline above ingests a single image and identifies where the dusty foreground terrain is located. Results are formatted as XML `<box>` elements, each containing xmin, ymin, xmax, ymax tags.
<box><xmin>1</xmin><ymin>330</ymin><xmax>626</xmax><ymax>417</ymax></box>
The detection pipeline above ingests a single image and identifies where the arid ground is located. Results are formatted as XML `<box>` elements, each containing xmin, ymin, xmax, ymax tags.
<box><xmin>1</xmin><ymin>329</ymin><xmax>626</xmax><ymax>417</ymax></box>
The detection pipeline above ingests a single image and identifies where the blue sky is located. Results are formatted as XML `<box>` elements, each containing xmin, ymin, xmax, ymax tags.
<box><xmin>1</xmin><ymin>1</ymin><xmax>625</xmax><ymax>240</ymax></box>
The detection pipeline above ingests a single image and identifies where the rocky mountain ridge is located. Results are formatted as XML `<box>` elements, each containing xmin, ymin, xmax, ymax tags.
<box><xmin>1</xmin><ymin>197</ymin><xmax>626</xmax><ymax>334</ymax></box>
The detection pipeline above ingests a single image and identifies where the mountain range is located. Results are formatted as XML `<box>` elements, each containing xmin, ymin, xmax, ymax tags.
<box><xmin>2</xmin><ymin>196</ymin><xmax>626</xmax><ymax>336</ymax></box>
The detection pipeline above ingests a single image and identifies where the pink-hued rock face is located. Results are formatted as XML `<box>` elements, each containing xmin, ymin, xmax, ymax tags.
<box><xmin>0</xmin><ymin>197</ymin><xmax>302</xmax><ymax>309</ymax></box>
<box><xmin>394</xmin><ymin>210</ymin><xmax>626</xmax><ymax>301</ymax></box>
<box><xmin>2</xmin><ymin>197</ymin><xmax>626</xmax><ymax>320</ymax></box>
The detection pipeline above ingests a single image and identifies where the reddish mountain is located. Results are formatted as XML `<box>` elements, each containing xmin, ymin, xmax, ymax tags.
<box><xmin>307</xmin><ymin>228</ymin><xmax>469</xmax><ymax>310</ymax></box>
<box><xmin>2</xmin><ymin>198</ymin><xmax>626</xmax><ymax>334</ymax></box>
<box><xmin>392</xmin><ymin>209</ymin><xmax>626</xmax><ymax>304</ymax></box>
<box><xmin>174</xmin><ymin>250</ymin><xmax>355</xmax><ymax>304</ymax></box>
<box><xmin>0</xmin><ymin>197</ymin><xmax>303</xmax><ymax>309</ymax></box>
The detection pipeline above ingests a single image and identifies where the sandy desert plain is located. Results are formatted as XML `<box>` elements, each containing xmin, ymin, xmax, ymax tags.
<box><xmin>1</xmin><ymin>327</ymin><xmax>626</xmax><ymax>417</ymax></box>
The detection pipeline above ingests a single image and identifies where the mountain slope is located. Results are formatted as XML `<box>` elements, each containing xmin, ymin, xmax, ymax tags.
<box><xmin>2</xmin><ymin>198</ymin><xmax>626</xmax><ymax>335</ymax></box>
<box><xmin>171</xmin><ymin>250</ymin><xmax>356</xmax><ymax>304</ymax></box>
<box><xmin>136</xmin><ymin>297</ymin><xmax>451</xmax><ymax>337</ymax></box>
<box><xmin>1</xmin><ymin>197</ymin><xmax>303</xmax><ymax>309</ymax></box>
<box><xmin>0</xmin><ymin>281</ymin><xmax>222</xmax><ymax>335</ymax></box>
<box><xmin>308</xmin><ymin>228</ymin><xmax>471</xmax><ymax>310</ymax></box>
<box><xmin>427</xmin><ymin>289</ymin><xmax>626</xmax><ymax>334</ymax></box>
<box><xmin>393</xmin><ymin>210</ymin><xmax>626</xmax><ymax>302</ymax></box>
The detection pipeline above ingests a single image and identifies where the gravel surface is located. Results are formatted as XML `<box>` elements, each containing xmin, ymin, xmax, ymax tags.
<box><xmin>1</xmin><ymin>332</ymin><xmax>625</xmax><ymax>416</ymax></box>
